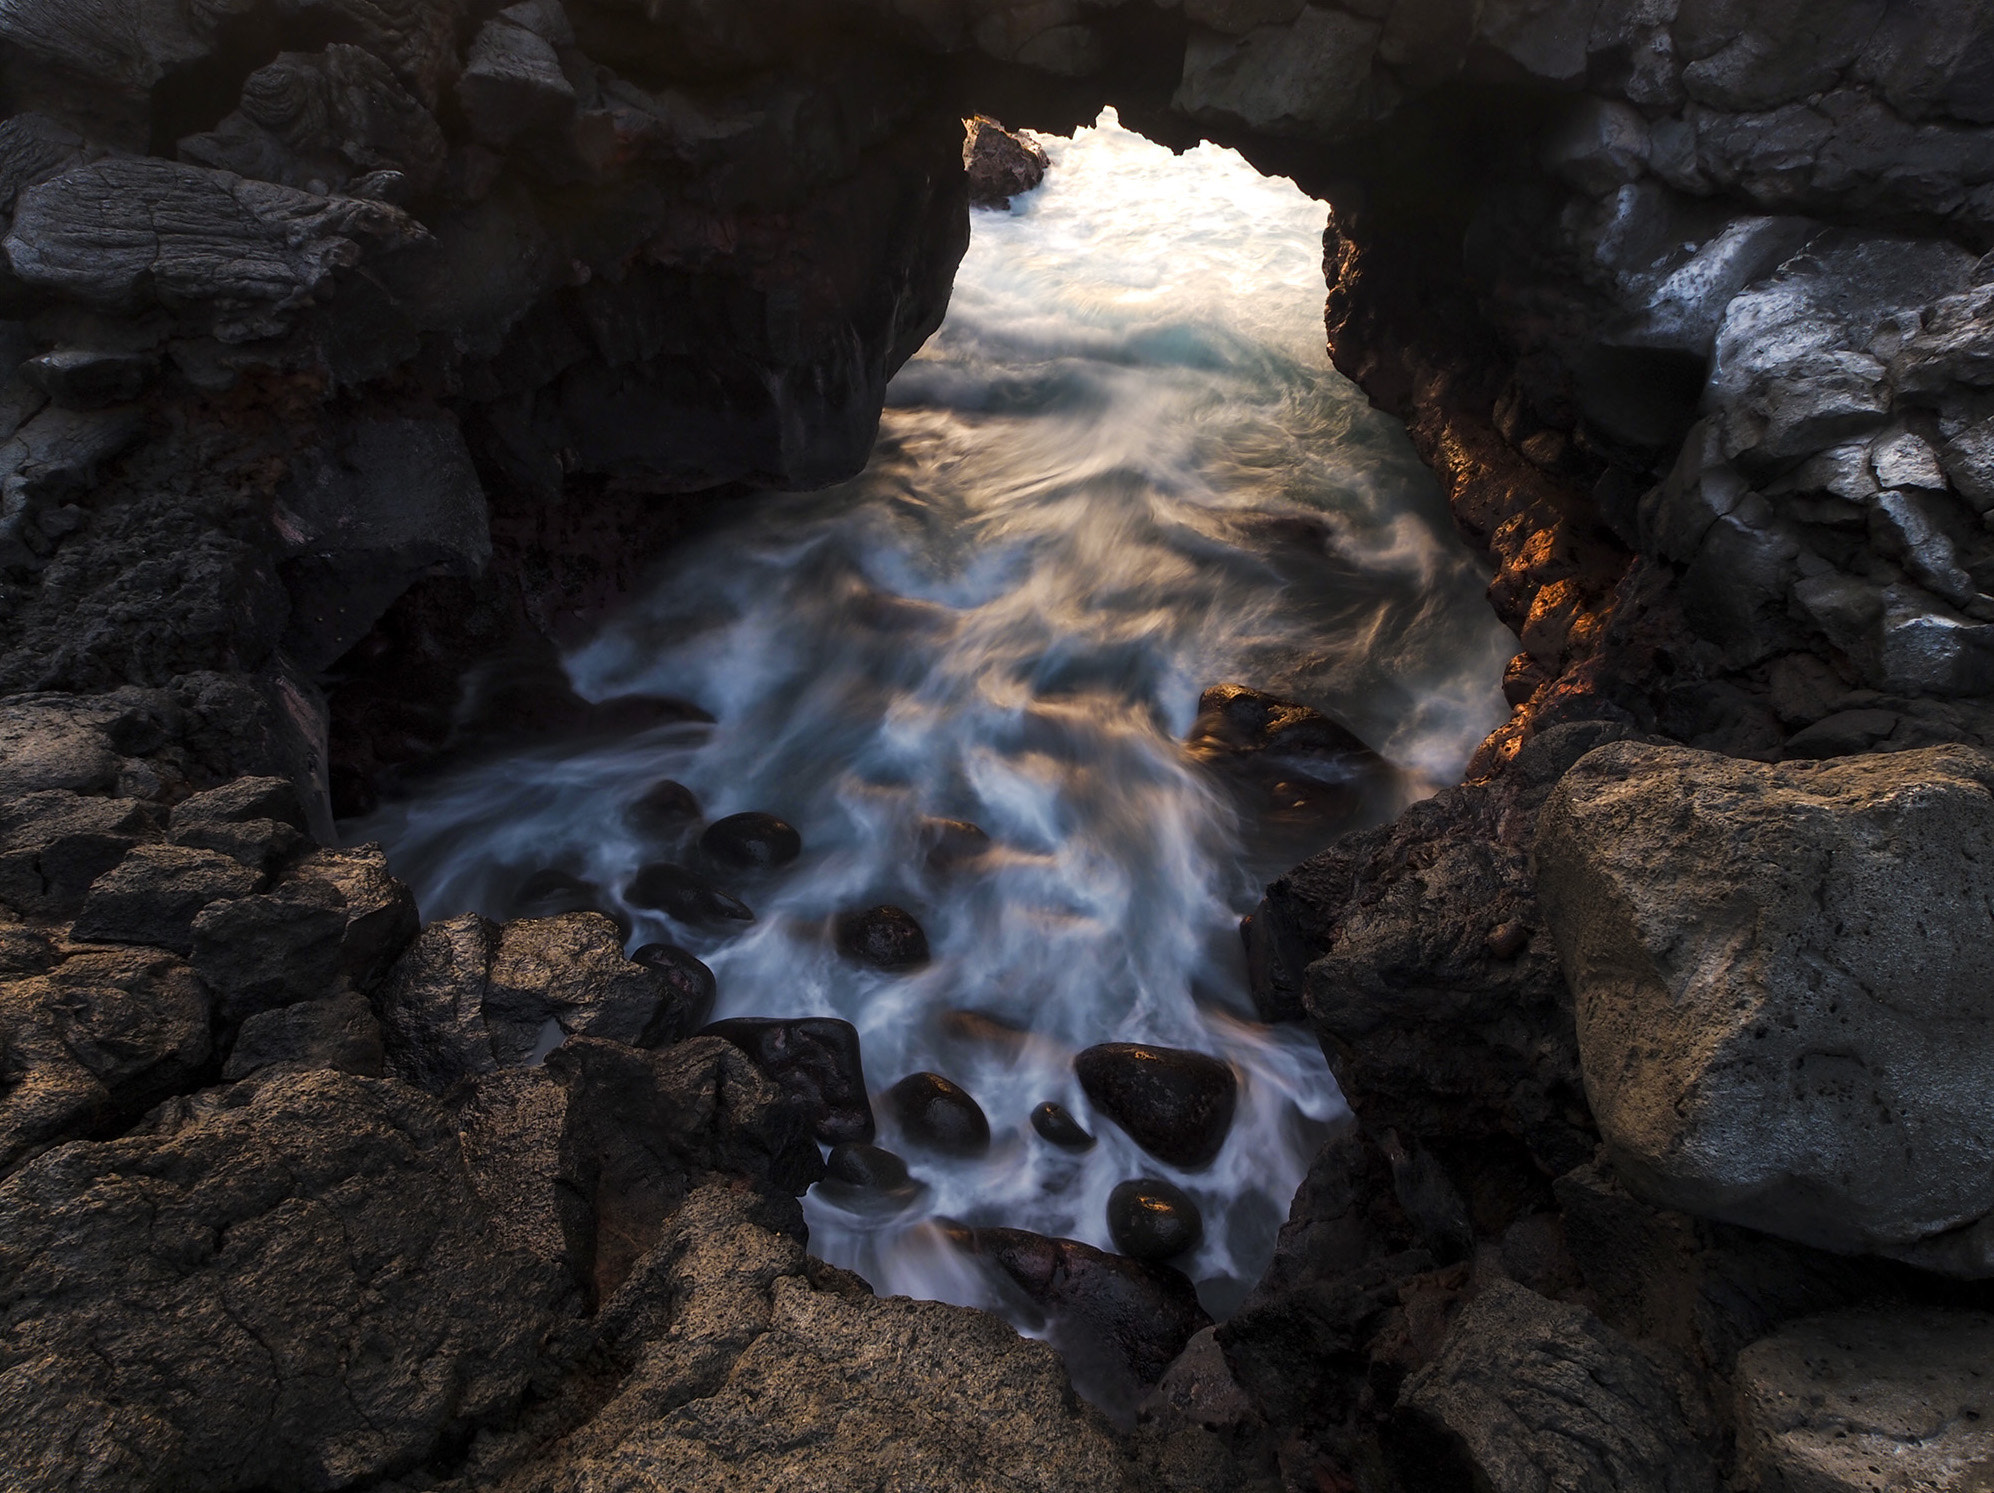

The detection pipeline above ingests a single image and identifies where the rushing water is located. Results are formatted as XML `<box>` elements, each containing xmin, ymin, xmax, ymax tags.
<box><xmin>357</xmin><ymin>112</ymin><xmax>1511</xmax><ymax>1348</ymax></box>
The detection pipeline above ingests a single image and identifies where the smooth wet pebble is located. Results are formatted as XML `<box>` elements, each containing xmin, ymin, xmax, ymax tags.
<box><xmin>825</xmin><ymin>1142</ymin><xmax>914</xmax><ymax>1191</ymax></box>
<box><xmin>630</xmin><ymin>942</ymin><xmax>718</xmax><ymax>1031</ymax></box>
<box><xmin>701</xmin><ymin>811</ymin><xmax>802</xmax><ymax>869</ymax></box>
<box><xmin>835</xmin><ymin>905</ymin><xmax>930</xmax><ymax>971</ymax></box>
<box><xmin>626</xmin><ymin>863</ymin><xmax>754</xmax><ymax>927</ymax></box>
<box><xmin>885</xmin><ymin>1071</ymin><xmax>990</xmax><ymax>1156</ymax></box>
<box><xmin>922</xmin><ymin>817</ymin><xmax>992</xmax><ymax>872</ymax></box>
<box><xmin>627</xmin><ymin>779</ymin><xmax>701</xmax><ymax>834</ymax></box>
<box><xmin>1030</xmin><ymin>1101</ymin><xmax>1095</xmax><ymax>1151</ymax></box>
<box><xmin>1107</xmin><ymin>1177</ymin><xmax>1204</xmax><ymax>1262</ymax></box>
<box><xmin>1075</xmin><ymin>1043</ymin><xmax>1238</xmax><ymax>1170</ymax></box>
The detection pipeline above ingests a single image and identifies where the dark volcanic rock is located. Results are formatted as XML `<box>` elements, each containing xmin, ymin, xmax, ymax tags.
<box><xmin>70</xmin><ymin>844</ymin><xmax>260</xmax><ymax>955</ymax></box>
<box><xmin>700</xmin><ymin>811</ymin><xmax>802</xmax><ymax>870</ymax></box>
<box><xmin>223</xmin><ymin>989</ymin><xmax>387</xmax><ymax>1080</ymax></box>
<box><xmin>964</xmin><ymin>116</ymin><xmax>1049</xmax><ymax>209</ymax></box>
<box><xmin>1074</xmin><ymin>1043</ymin><xmax>1238</xmax><ymax>1170</ymax></box>
<box><xmin>1032</xmin><ymin>1100</ymin><xmax>1096</xmax><ymax>1150</ymax></box>
<box><xmin>834</xmin><ymin>903</ymin><xmax>930</xmax><ymax>970</ymax></box>
<box><xmin>630</xmin><ymin>943</ymin><xmax>717</xmax><ymax>1036</ymax></box>
<box><xmin>547</xmin><ymin>1035</ymin><xmax>824</xmax><ymax>1297</ymax></box>
<box><xmin>19</xmin><ymin>348</ymin><xmax>153</xmax><ymax>410</ymax></box>
<box><xmin>0</xmin><ymin>791</ymin><xmax>158</xmax><ymax>919</ymax></box>
<box><xmin>825</xmin><ymin>1142</ymin><xmax>913</xmax><ymax>1191</ymax></box>
<box><xmin>293</xmin><ymin>844</ymin><xmax>418</xmax><ymax>990</ymax></box>
<box><xmin>626</xmin><ymin>862</ymin><xmax>755</xmax><ymax>927</ymax></box>
<box><xmin>485</xmin><ymin>912</ymin><xmax>695</xmax><ymax>1061</ymax></box>
<box><xmin>627</xmin><ymin>778</ymin><xmax>701</xmax><ymax>834</ymax></box>
<box><xmin>1187</xmin><ymin>683</ymin><xmax>1381</xmax><ymax>784</ymax></box>
<box><xmin>704</xmin><ymin>1016</ymin><xmax>874</xmax><ymax>1144</ymax></box>
<box><xmin>1107</xmin><ymin>1178</ymin><xmax>1204</xmax><ymax>1262</ymax></box>
<box><xmin>0</xmin><ymin>948</ymin><xmax>213</xmax><ymax>1175</ymax></box>
<box><xmin>0</xmin><ymin>1068</ymin><xmax>561</xmax><ymax>1492</ymax></box>
<box><xmin>885</xmin><ymin>1071</ymin><xmax>991</xmax><ymax>1156</ymax></box>
<box><xmin>189</xmin><ymin>876</ymin><xmax>349</xmax><ymax>1019</ymax></box>
<box><xmin>963</xmin><ymin>1226</ymin><xmax>1212</xmax><ymax>1391</ymax></box>
<box><xmin>1395</xmin><ymin>1280</ymin><xmax>1720</xmax><ymax>1493</ymax></box>
<box><xmin>372</xmin><ymin>911</ymin><xmax>501</xmax><ymax>1093</ymax></box>
<box><xmin>167</xmin><ymin>774</ymin><xmax>307</xmax><ymax>873</ymax></box>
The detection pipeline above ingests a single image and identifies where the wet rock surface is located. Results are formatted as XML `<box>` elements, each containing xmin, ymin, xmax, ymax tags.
<box><xmin>1074</xmin><ymin>1043</ymin><xmax>1237</xmax><ymax>1170</ymax></box>
<box><xmin>700</xmin><ymin>811</ymin><xmax>802</xmax><ymax>870</ymax></box>
<box><xmin>703</xmin><ymin>1016</ymin><xmax>875</xmax><ymax>1145</ymax></box>
<box><xmin>625</xmin><ymin>862</ymin><xmax>755</xmax><ymax>927</ymax></box>
<box><xmin>1107</xmin><ymin>1178</ymin><xmax>1204</xmax><ymax>1262</ymax></box>
<box><xmin>965</xmin><ymin>115</ymin><xmax>1049</xmax><ymax>209</ymax></box>
<box><xmin>1032</xmin><ymin>1099</ymin><xmax>1096</xmax><ymax>1150</ymax></box>
<box><xmin>885</xmin><ymin>1070</ymin><xmax>992</xmax><ymax>1157</ymax></box>
<box><xmin>834</xmin><ymin>903</ymin><xmax>931</xmax><ymax>970</ymax></box>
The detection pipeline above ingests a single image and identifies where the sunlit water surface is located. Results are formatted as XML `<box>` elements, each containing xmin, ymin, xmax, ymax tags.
<box><xmin>355</xmin><ymin>112</ymin><xmax>1511</xmax><ymax>1341</ymax></box>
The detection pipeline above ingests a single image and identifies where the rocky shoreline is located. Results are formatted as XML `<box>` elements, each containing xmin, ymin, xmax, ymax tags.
<box><xmin>2</xmin><ymin>2</ymin><xmax>1993</xmax><ymax>1490</ymax></box>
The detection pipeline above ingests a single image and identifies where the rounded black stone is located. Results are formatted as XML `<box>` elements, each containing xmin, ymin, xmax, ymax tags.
<box><xmin>630</xmin><ymin>943</ymin><xmax>718</xmax><ymax>1032</ymax></box>
<box><xmin>1030</xmin><ymin>1101</ymin><xmax>1096</xmax><ymax>1151</ymax></box>
<box><xmin>1107</xmin><ymin>1178</ymin><xmax>1204</xmax><ymax>1262</ymax></box>
<box><xmin>885</xmin><ymin>1072</ymin><xmax>990</xmax><ymax>1156</ymax></box>
<box><xmin>1074</xmin><ymin>1043</ymin><xmax>1238</xmax><ymax>1170</ymax></box>
<box><xmin>835</xmin><ymin>905</ymin><xmax>930</xmax><ymax>971</ymax></box>
<box><xmin>626</xmin><ymin>863</ymin><xmax>754</xmax><ymax>926</ymax></box>
<box><xmin>825</xmin><ymin>1142</ymin><xmax>912</xmax><ymax>1191</ymax></box>
<box><xmin>627</xmin><ymin>779</ymin><xmax>702</xmax><ymax>834</ymax></box>
<box><xmin>701</xmin><ymin>812</ymin><xmax>802</xmax><ymax>870</ymax></box>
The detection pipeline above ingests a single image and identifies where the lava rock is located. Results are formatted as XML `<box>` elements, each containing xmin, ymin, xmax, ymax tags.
<box><xmin>0</xmin><ymin>790</ymin><xmax>159</xmax><ymax>919</ymax></box>
<box><xmin>1107</xmin><ymin>1178</ymin><xmax>1204</xmax><ymax>1262</ymax></box>
<box><xmin>1536</xmin><ymin>742</ymin><xmax>1994</xmax><ymax>1273</ymax></box>
<box><xmin>835</xmin><ymin>904</ymin><xmax>930</xmax><ymax>971</ymax></box>
<box><xmin>1031</xmin><ymin>1101</ymin><xmax>1096</xmax><ymax>1150</ymax></box>
<box><xmin>508</xmin><ymin>867</ymin><xmax>605</xmax><ymax>921</ymax></box>
<box><xmin>1074</xmin><ymin>1043</ymin><xmax>1238</xmax><ymax>1170</ymax></box>
<box><xmin>702</xmin><ymin>1016</ymin><xmax>875</xmax><ymax>1144</ymax></box>
<box><xmin>189</xmin><ymin>877</ymin><xmax>349</xmax><ymax>1019</ymax></box>
<box><xmin>222</xmin><ymin>990</ymin><xmax>386</xmax><ymax>1080</ymax></box>
<box><xmin>484</xmin><ymin>913</ymin><xmax>700</xmax><ymax>1060</ymax></box>
<box><xmin>19</xmin><ymin>348</ymin><xmax>153</xmax><ymax>409</ymax></box>
<box><xmin>630</xmin><ymin>943</ymin><xmax>717</xmax><ymax>1034</ymax></box>
<box><xmin>825</xmin><ymin>1142</ymin><xmax>913</xmax><ymax>1191</ymax></box>
<box><xmin>168</xmin><ymin>774</ymin><xmax>308</xmax><ymax>873</ymax></box>
<box><xmin>961</xmin><ymin>1226</ymin><xmax>1212</xmax><ymax>1390</ymax></box>
<box><xmin>627</xmin><ymin>778</ymin><xmax>701</xmax><ymax>834</ymax></box>
<box><xmin>1186</xmin><ymin>683</ymin><xmax>1380</xmax><ymax>783</ymax></box>
<box><xmin>1398</xmin><ymin>1280</ymin><xmax>1720</xmax><ymax>1493</ymax></box>
<box><xmin>70</xmin><ymin>844</ymin><xmax>260</xmax><ymax>955</ymax></box>
<box><xmin>885</xmin><ymin>1072</ymin><xmax>991</xmax><ymax>1157</ymax></box>
<box><xmin>964</xmin><ymin>116</ymin><xmax>1048</xmax><ymax>209</ymax></box>
<box><xmin>701</xmin><ymin>812</ymin><xmax>802</xmax><ymax>870</ymax></box>
<box><xmin>292</xmin><ymin>844</ymin><xmax>418</xmax><ymax>990</ymax></box>
<box><xmin>626</xmin><ymin>863</ymin><xmax>754</xmax><ymax>927</ymax></box>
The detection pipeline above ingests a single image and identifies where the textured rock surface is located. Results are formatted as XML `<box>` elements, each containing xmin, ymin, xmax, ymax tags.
<box><xmin>1733</xmin><ymin>1308</ymin><xmax>1994</xmax><ymax>1493</ymax></box>
<box><xmin>1538</xmin><ymin>742</ymin><xmax>1994</xmax><ymax>1273</ymax></box>
<box><xmin>0</xmin><ymin>1068</ymin><xmax>562</xmax><ymax>1492</ymax></box>
<box><xmin>1398</xmin><ymin>1279</ymin><xmax>1720</xmax><ymax>1493</ymax></box>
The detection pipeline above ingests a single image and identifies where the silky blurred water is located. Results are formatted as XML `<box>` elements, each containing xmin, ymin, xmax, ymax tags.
<box><xmin>355</xmin><ymin>111</ymin><xmax>1511</xmax><ymax>1330</ymax></box>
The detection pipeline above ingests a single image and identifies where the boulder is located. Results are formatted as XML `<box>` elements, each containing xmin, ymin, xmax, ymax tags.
<box><xmin>545</xmin><ymin>1036</ymin><xmax>823</xmax><ymax>1298</ymax></box>
<box><xmin>189</xmin><ymin>876</ymin><xmax>349</xmax><ymax>1019</ymax></box>
<box><xmin>0</xmin><ymin>790</ymin><xmax>157</xmax><ymax>918</ymax></box>
<box><xmin>0</xmin><ymin>1068</ymin><xmax>560</xmax><ymax>1492</ymax></box>
<box><xmin>884</xmin><ymin>1070</ymin><xmax>991</xmax><ymax>1156</ymax></box>
<box><xmin>451</xmin><ymin>1066</ymin><xmax>590</xmax><ymax>1292</ymax></box>
<box><xmin>962</xmin><ymin>1226</ymin><xmax>1213</xmax><ymax>1396</ymax></box>
<box><xmin>963</xmin><ymin>116</ymin><xmax>1048</xmax><ymax>209</ymax></box>
<box><xmin>484</xmin><ymin>912</ymin><xmax>693</xmax><ymax>1061</ymax></box>
<box><xmin>222</xmin><ymin>989</ymin><xmax>387</xmax><ymax>1080</ymax></box>
<box><xmin>1535</xmin><ymin>742</ymin><xmax>1994</xmax><ymax>1273</ymax></box>
<box><xmin>1396</xmin><ymin>1279</ymin><xmax>1720</xmax><ymax>1493</ymax></box>
<box><xmin>372</xmin><ymin>911</ymin><xmax>502</xmax><ymax>1093</ymax></box>
<box><xmin>456</xmin><ymin>14</ymin><xmax>577</xmax><ymax>148</ymax></box>
<box><xmin>0</xmin><ymin>948</ymin><xmax>212</xmax><ymax>1174</ymax></box>
<box><xmin>1733</xmin><ymin>1308</ymin><xmax>1994</xmax><ymax>1493</ymax></box>
<box><xmin>499</xmin><ymin>1185</ymin><xmax>1140</xmax><ymax>1492</ymax></box>
<box><xmin>630</xmin><ymin>943</ymin><xmax>717</xmax><ymax>1031</ymax></box>
<box><xmin>1074</xmin><ymin>1043</ymin><xmax>1237</xmax><ymax>1170</ymax></box>
<box><xmin>292</xmin><ymin>844</ymin><xmax>418</xmax><ymax>989</ymax></box>
<box><xmin>1174</xmin><ymin>6</ymin><xmax>1386</xmax><ymax>140</ymax></box>
<box><xmin>703</xmin><ymin>1016</ymin><xmax>875</xmax><ymax>1144</ymax></box>
<box><xmin>70</xmin><ymin>843</ymin><xmax>259</xmax><ymax>955</ymax></box>
<box><xmin>167</xmin><ymin>774</ymin><xmax>307</xmax><ymax>873</ymax></box>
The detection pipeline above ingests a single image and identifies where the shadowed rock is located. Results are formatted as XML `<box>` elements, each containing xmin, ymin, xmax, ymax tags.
<box><xmin>703</xmin><ymin>1016</ymin><xmax>875</xmax><ymax>1144</ymax></box>
<box><xmin>834</xmin><ymin>904</ymin><xmax>929</xmax><ymax>970</ymax></box>
<box><xmin>964</xmin><ymin>116</ymin><xmax>1048</xmax><ymax>209</ymax></box>
<box><xmin>1032</xmin><ymin>1100</ymin><xmax>1096</xmax><ymax>1150</ymax></box>
<box><xmin>1107</xmin><ymin>1178</ymin><xmax>1204</xmax><ymax>1262</ymax></box>
<box><xmin>885</xmin><ymin>1071</ymin><xmax>990</xmax><ymax>1156</ymax></box>
<box><xmin>626</xmin><ymin>862</ymin><xmax>755</xmax><ymax>927</ymax></box>
<box><xmin>1075</xmin><ymin>1043</ymin><xmax>1238</xmax><ymax>1170</ymax></box>
<box><xmin>701</xmin><ymin>811</ymin><xmax>802</xmax><ymax>870</ymax></box>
